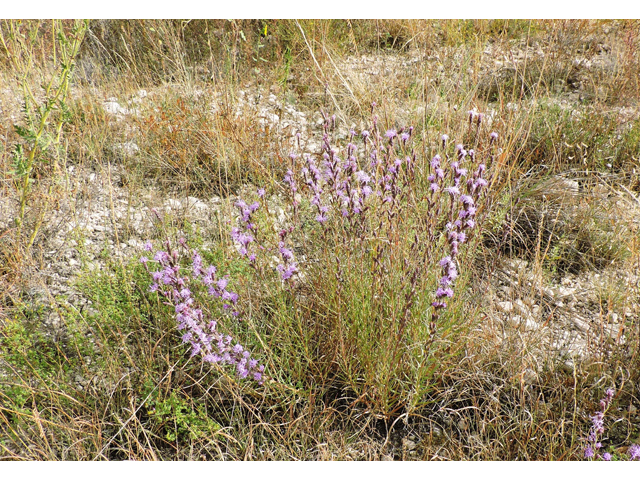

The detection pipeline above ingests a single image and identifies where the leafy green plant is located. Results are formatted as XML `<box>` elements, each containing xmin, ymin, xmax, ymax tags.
<box><xmin>146</xmin><ymin>389</ymin><xmax>221</xmax><ymax>442</ymax></box>
<box><xmin>1</xmin><ymin>19</ymin><xmax>87</xmax><ymax>250</ymax></box>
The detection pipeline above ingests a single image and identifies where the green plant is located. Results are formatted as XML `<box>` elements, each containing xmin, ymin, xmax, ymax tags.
<box><xmin>1</xmin><ymin>20</ymin><xmax>88</xmax><ymax>250</ymax></box>
<box><xmin>146</xmin><ymin>389</ymin><xmax>221</xmax><ymax>442</ymax></box>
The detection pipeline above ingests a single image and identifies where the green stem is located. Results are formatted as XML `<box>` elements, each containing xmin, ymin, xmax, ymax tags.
<box><xmin>3</xmin><ymin>20</ymin><xmax>88</xmax><ymax>248</ymax></box>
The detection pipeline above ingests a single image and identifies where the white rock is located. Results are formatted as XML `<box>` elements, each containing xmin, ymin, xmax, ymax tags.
<box><xmin>186</xmin><ymin>196</ymin><xmax>208</xmax><ymax>211</ymax></box>
<box><xmin>497</xmin><ymin>301</ymin><xmax>513</xmax><ymax>313</ymax></box>
<box><xmin>117</xmin><ymin>142</ymin><xmax>139</xmax><ymax>156</ymax></box>
<box><xmin>506</xmin><ymin>315</ymin><xmax>524</xmax><ymax>328</ymax></box>
<box><xmin>514</xmin><ymin>299</ymin><xmax>531</xmax><ymax>316</ymax></box>
<box><xmin>103</xmin><ymin>99</ymin><xmax>127</xmax><ymax>115</ymax></box>
<box><xmin>164</xmin><ymin>198</ymin><xmax>183</xmax><ymax>211</ymax></box>
<box><xmin>525</xmin><ymin>318</ymin><xmax>540</xmax><ymax>331</ymax></box>
<box><xmin>402</xmin><ymin>438</ymin><xmax>417</xmax><ymax>450</ymax></box>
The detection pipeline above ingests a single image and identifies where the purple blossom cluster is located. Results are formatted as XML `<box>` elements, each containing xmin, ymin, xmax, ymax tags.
<box><xmin>467</xmin><ymin>110</ymin><xmax>484</xmax><ymax>128</ymax></box>
<box><xmin>228</xmin><ymin>106</ymin><xmax>496</xmax><ymax>346</ymax></box>
<box><xmin>300</xmin><ymin>153</ymin><xmax>330</xmax><ymax>224</ymax></box>
<box><xmin>231</xmin><ymin>186</ymin><xmax>299</xmax><ymax>282</ymax></box>
<box><xmin>276</xmin><ymin>226</ymin><xmax>298</xmax><ymax>281</ymax></box>
<box><xmin>583</xmin><ymin>388</ymin><xmax>640</xmax><ymax>461</ymax></box>
<box><xmin>428</xmin><ymin>136</ymin><xmax>492</xmax><ymax>341</ymax></box>
<box><xmin>141</xmin><ymin>239</ymin><xmax>264</xmax><ymax>384</ymax></box>
<box><xmin>231</xmin><ymin>194</ymin><xmax>261</xmax><ymax>263</ymax></box>
<box><xmin>299</xmin><ymin>112</ymin><xmax>416</xmax><ymax>229</ymax></box>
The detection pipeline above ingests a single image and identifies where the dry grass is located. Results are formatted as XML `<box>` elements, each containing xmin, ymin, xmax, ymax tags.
<box><xmin>1</xmin><ymin>19</ymin><xmax>639</xmax><ymax>461</ymax></box>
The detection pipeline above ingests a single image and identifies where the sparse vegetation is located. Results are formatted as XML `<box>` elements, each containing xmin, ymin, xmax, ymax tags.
<box><xmin>1</xmin><ymin>19</ymin><xmax>640</xmax><ymax>461</ymax></box>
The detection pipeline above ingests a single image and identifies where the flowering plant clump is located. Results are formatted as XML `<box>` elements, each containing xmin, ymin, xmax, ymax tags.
<box><xmin>231</xmin><ymin>105</ymin><xmax>497</xmax><ymax>355</ymax></box>
<box><xmin>141</xmin><ymin>238</ymin><xmax>264</xmax><ymax>384</ymax></box>
<box><xmin>145</xmin><ymin>104</ymin><xmax>499</xmax><ymax>413</ymax></box>
<box><xmin>583</xmin><ymin>387</ymin><xmax>640</xmax><ymax>461</ymax></box>
<box><xmin>428</xmin><ymin>140</ymin><xmax>490</xmax><ymax>343</ymax></box>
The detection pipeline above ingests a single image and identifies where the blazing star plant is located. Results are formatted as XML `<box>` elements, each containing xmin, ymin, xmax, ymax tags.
<box><xmin>141</xmin><ymin>238</ymin><xmax>264</xmax><ymax>384</ymax></box>
<box><xmin>583</xmin><ymin>387</ymin><xmax>640</xmax><ymax>461</ymax></box>
<box><xmin>230</xmin><ymin>105</ymin><xmax>498</xmax><ymax>365</ymax></box>
<box><xmin>148</xmin><ymin>104</ymin><xmax>499</xmax><ymax>412</ymax></box>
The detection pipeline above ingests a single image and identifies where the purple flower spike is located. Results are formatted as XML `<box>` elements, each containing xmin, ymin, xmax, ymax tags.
<box><xmin>629</xmin><ymin>444</ymin><xmax>640</xmax><ymax>460</ymax></box>
<box><xmin>460</xmin><ymin>195</ymin><xmax>474</xmax><ymax>207</ymax></box>
<box><xmin>144</xmin><ymin>241</ymin><xmax>264</xmax><ymax>384</ymax></box>
<box><xmin>439</xmin><ymin>256</ymin><xmax>453</xmax><ymax>268</ymax></box>
<box><xmin>475</xmin><ymin>178</ymin><xmax>488</xmax><ymax>189</ymax></box>
<box><xmin>445</xmin><ymin>186</ymin><xmax>460</xmax><ymax>196</ymax></box>
<box><xmin>436</xmin><ymin>287</ymin><xmax>454</xmax><ymax>298</ymax></box>
<box><xmin>584</xmin><ymin>446</ymin><xmax>594</xmax><ymax>459</ymax></box>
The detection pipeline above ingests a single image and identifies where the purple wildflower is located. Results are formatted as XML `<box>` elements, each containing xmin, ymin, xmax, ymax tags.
<box><xmin>445</xmin><ymin>186</ymin><xmax>460</xmax><ymax>196</ymax></box>
<box><xmin>436</xmin><ymin>287</ymin><xmax>454</xmax><ymax>298</ymax></box>
<box><xmin>279</xmin><ymin>242</ymin><xmax>294</xmax><ymax>261</ymax></box>
<box><xmin>439</xmin><ymin>256</ymin><xmax>453</xmax><ymax>268</ymax></box>
<box><xmin>584</xmin><ymin>446</ymin><xmax>594</xmax><ymax>459</ymax></box>
<box><xmin>475</xmin><ymin>178</ymin><xmax>488</xmax><ymax>190</ymax></box>
<box><xmin>355</xmin><ymin>170</ymin><xmax>370</xmax><ymax>184</ymax></box>
<box><xmin>143</xmin><ymin>242</ymin><xmax>263</xmax><ymax>384</ymax></box>
<box><xmin>460</xmin><ymin>195</ymin><xmax>474</xmax><ymax>207</ymax></box>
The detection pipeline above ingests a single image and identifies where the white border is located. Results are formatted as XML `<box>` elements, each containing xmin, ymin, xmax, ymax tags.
<box><xmin>2</xmin><ymin>2</ymin><xmax>640</xmax><ymax>19</ymax></box>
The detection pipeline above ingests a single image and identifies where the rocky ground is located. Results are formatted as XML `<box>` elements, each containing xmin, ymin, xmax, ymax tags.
<box><xmin>1</xmin><ymin>31</ymin><xmax>640</xmax><ymax>457</ymax></box>
<box><xmin>1</xmin><ymin>75</ymin><xmax>639</xmax><ymax>390</ymax></box>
